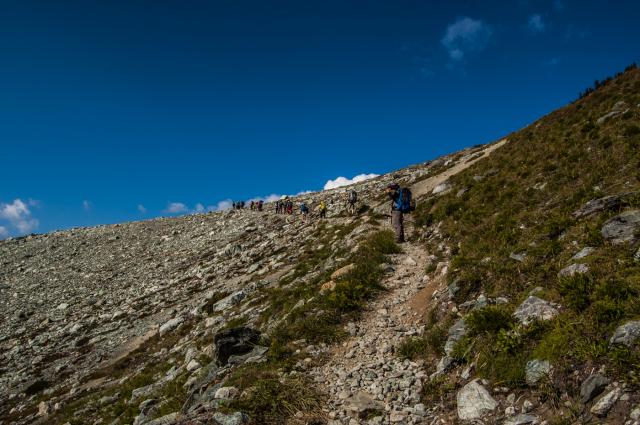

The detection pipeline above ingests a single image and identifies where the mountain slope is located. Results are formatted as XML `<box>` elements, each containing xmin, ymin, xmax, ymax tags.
<box><xmin>1</xmin><ymin>64</ymin><xmax>639</xmax><ymax>425</ymax></box>
<box><xmin>402</xmin><ymin>64</ymin><xmax>640</xmax><ymax>424</ymax></box>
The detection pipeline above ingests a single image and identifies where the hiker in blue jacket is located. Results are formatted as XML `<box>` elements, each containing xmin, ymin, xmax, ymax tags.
<box><xmin>386</xmin><ymin>183</ymin><xmax>412</xmax><ymax>243</ymax></box>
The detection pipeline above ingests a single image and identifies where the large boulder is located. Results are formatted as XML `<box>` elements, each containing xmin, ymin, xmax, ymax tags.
<box><xmin>456</xmin><ymin>379</ymin><xmax>497</xmax><ymax>420</ymax></box>
<box><xmin>573</xmin><ymin>193</ymin><xmax>633</xmax><ymax>218</ymax></box>
<box><xmin>601</xmin><ymin>210</ymin><xmax>640</xmax><ymax>245</ymax></box>
<box><xmin>580</xmin><ymin>374</ymin><xmax>610</xmax><ymax>404</ymax></box>
<box><xmin>610</xmin><ymin>321</ymin><xmax>640</xmax><ymax>347</ymax></box>
<box><xmin>513</xmin><ymin>296</ymin><xmax>559</xmax><ymax>326</ymax></box>
<box><xmin>214</xmin><ymin>327</ymin><xmax>261</xmax><ymax>365</ymax></box>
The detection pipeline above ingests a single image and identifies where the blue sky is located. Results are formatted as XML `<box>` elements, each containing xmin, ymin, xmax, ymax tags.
<box><xmin>1</xmin><ymin>0</ymin><xmax>639</xmax><ymax>238</ymax></box>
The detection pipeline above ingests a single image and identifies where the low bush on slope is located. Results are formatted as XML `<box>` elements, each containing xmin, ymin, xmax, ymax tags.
<box><xmin>413</xmin><ymin>67</ymin><xmax>640</xmax><ymax>395</ymax></box>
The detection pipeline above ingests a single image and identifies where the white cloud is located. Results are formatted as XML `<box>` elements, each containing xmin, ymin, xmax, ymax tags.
<box><xmin>441</xmin><ymin>17</ymin><xmax>492</xmax><ymax>61</ymax></box>
<box><xmin>194</xmin><ymin>203</ymin><xmax>206</xmax><ymax>213</ymax></box>
<box><xmin>247</xmin><ymin>194</ymin><xmax>284</xmax><ymax>204</ymax></box>
<box><xmin>212</xmin><ymin>199</ymin><xmax>233</xmax><ymax>211</ymax></box>
<box><xmin>0</xmin><ymin>199</ymin><xmax>39</xmax><ymax>235</ymax></box>
<box><xmin>82</xmin><ymin>200</ymin><xmax>92</xmax><ymax>211</ymax></box>
<box><xmin>164</xmin><ymin>202</ymin><xmax>189</xmax><ymax>214</ymax></box>
<box><xmin>0</xmin><ymin>226</ymin><xmax>8</xmax><ymax>239</ymax></box>
<box><xmin>527</xmin><ymin>14</ymin><xmax>546</xmax><ymax>34</ymax></box>
<box><xmin>323</xmin><ymin>173</ymin><xmax>379</xmax><ymax>190</ymax></box>
<box><xmin>137</xmin><ymin>204</ymin><xmax>147</xmax><ymax>214</ymax></box>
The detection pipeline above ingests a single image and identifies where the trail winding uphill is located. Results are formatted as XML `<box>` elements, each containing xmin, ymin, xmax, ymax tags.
<box><xmin>310</xmin><ymin>241</ymin><xmax>437</xmax><ymax>424</ymax></box>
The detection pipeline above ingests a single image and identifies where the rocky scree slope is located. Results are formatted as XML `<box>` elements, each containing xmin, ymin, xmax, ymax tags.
<box><xmin>0</xmin><ymin>143</ymin><xmax>489</xmax><ymax>425</ymax></box>
<box><xmin>398</xmin><ymin>65</ymin><xmax>640</xmax><ymax>424</ymax></box>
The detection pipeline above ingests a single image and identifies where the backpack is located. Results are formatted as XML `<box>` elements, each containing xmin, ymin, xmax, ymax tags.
<box><xmin>348</xmin><ymin>190</ymin><xmax>357</xmax><ymax>203</ymax></box>
<box><xmin>394</xmin><ymin>188</ymin><xmax>413</xmax><ymax>213</ymax></box>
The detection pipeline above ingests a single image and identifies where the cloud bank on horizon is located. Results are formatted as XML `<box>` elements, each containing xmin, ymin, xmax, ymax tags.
<box><xmin>0</xmin><ymin>199</ymin><xmax>40</xmax><ymax>237</ymax></box>
<box><xmin>323</xmin><ymin>173</ymin><xmax>379</xmax><ymax>190</ymax></box>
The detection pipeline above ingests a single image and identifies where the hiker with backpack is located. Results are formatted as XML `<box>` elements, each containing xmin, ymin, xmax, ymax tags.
<box><xmin>318</xmin><ymin>200</ymin><xmax>327</xmax><ymax>219</ymax></box>
<box><xmin>300</xmin><ymin>202</ymin><xmax>309</xmax><ymax>222</ymax></box>
<box><xmin>386</xmin><ymin>183</ymin><xmax>413</xmax><ymax>243</ymax></box>
<box><xmin>346</xmin><ymin>190</ymin><xmax>358</xmax><ymax>216</ymax></box>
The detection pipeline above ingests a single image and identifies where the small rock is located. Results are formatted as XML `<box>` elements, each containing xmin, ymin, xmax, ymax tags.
<box><xmin>601</xmin><ymin>210</ymin><xmax>640</xmax><ymax>245</ymax></box>
<box><xmin>557</xmin><ymin>263</ymin><xmax>589</xmax><ymax>278</ymax></box>
<box><xmin>331</xmin><ymin>264</ymin><xmax>355</xmax><ymax>280</ymax></box>
<box><xmin>444</xmin><ymin>319</ymin><xmax>467</xmax><ymax>356</ymax></box>
<box><xmin>320</xmin><ymin>281</ymin><xmax>337</xmax><ymax>294</ymax></box>
<box><xmin>186</xmin><ymin>359</ymin><xmax>200</xmax><ymax>372</ymax></box>
<box><xmin>159</xmin><ymin>317</ymin><xmax>184</xmax><ymax>336</ymax></box>
<box><xmin>513</xmin><ymin>296</ymin><xmax>559</xmax><ymax>326</ymax></box>
<box><xmin>521</xmin><ymin>399</ymin><xmax>534</xmax><ymax>413</ymax></box>
<box><xmin>573</xmin><ymin>193</ymin><xmax>633</xmax><ymax>218</ymax></box>
<box><xmin>525</xmin><ymin>359</ymin><xmax>551</xmax><ymax>386</ymax></box>
<box><xmin>572</xmin><ymin>247</ymin><xmax>595</xmax><ymax>260</ymax></box>
<box><xmin>38</xmin><ymin>401</ymin><xmax>50</xmax><ymax>416</ymax></box>
<box><xmin>630</xmin><ymin>405</ymin><xmax>640</xmax><ymax>420</ymax></box>
<box><xmin>403</xmin><ymin>256</ymin><xmax>417</xmax><ymax>266</ymax></box>
<box><xmin>505</xmin><ymin>414</ymin><xmax>539</xmax><ymax>425</ymax></box>
<box><xmin>610</xmin><ymin>321</ymin><xmax>640</xmax><ymax>347</ymax></box>
<box><xmin>432</xmin><ymin>181</ymin><xmax>452</xmax><ymax>195</ymax></box>
<box><xmin>212</xmin><ymin>411</ymin><xmax>249</xmax><ymax>425</ymax></box>
<box><xmin>590</xmin><ymin>387</ymin><xmax>622</xmax><ymax>417</ymax></box>
<box><xmin>215</xmin><ymin>386</ymin><xmax>239</xmax><ymax>400</ymax></box>
<box><xmin>510</xmin><ymin>252</ymin><xmax>527</xmax><ymax>262</ymax></box>
<box><xmin>456</xmin><ymin>379</ymin><xmax>497</xmax><ymax>420</ymax></box>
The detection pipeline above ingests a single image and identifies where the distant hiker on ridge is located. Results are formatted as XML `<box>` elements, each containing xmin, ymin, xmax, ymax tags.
<box><xmin>300</xmin><ymin>202</ymin><xmax>309</xmax><ymax>222</ymax></box>
<box><xmin>318</xmin><ymin>200</ymin><xmax>327</xmax><ymax>219</ymax></box>
<box><xmin>346</xmin><ymin>189</ymin><xmax>358</xmax><ymax>216</ymax></box>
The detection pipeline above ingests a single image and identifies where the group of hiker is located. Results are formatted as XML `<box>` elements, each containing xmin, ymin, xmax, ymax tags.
<box><xmin>231</xmin><ymin>184</ymin><xmax>413</xmax><ymax>243</ymax></box>
<box><xmin>231</xmin><ymin>200</ymin><xmax>264</xmax><ymax>211</ymax></box>
<box><xmin>274</xmin><ymin>197</ymin><xmax>327</xmax><ymax>222</ymax></box>
<box><xmin>274</xmin><ymin>198</ymin><xmax>294</xmax><ymax>215</ymax></box>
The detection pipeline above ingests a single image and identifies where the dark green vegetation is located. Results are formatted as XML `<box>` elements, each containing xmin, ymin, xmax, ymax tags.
<box><xmin>225</xmin><ymin>229</ymin><xmax>401</xmax><ymax>424</ymax></box>
<box><xmin>412</xmin><ymin>66</ymin><xmax>640</xmax><ymax>395</ymax></box>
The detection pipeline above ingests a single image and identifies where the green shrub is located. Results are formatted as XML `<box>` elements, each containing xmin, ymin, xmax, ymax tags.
<box><xmin>466</xmin><ymin>306</ymin><xmax>515</xmax><ymax>336</ymax></box>
<box><xmin>228</xmin><ymin>374</ymin><xmax>323</xmax><ymax>424</ymax></box>
<box><xmin>558</xmin><ymin>274</ymin><xmax>594</xmax><ymax>311</ymax></box>
<box><xmin>398</xmin><ymin>337</ymin><xmax>429</xmax><ymax>360</ymax></box>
